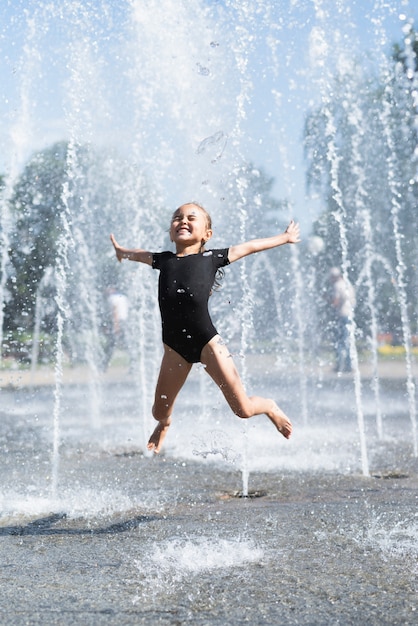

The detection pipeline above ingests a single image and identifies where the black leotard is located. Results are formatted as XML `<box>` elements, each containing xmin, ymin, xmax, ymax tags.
<box><xmin>152</xmin><ymin>249</ymin><xmax>230</xmax><ymax>363</ymax></box>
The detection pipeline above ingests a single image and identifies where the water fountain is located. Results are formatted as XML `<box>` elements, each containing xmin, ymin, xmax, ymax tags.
<box><xmin>0</xmin><ymin>1</ymin><xmax>417</xmax><ymax>623</ymax></box>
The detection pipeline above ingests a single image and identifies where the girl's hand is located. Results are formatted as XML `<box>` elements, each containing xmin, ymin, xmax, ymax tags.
<box><xmin>109</xmin><ymin>234</ymin><xmax>153</xmax><ymax>265</ymax></box>
<box><xmin>285</xmin><ymin>220</ymin><xmax>301</xmax><ymax>244</ymax></box>
<box><xmin>110</xmin><ymin>233</ymin><xmax>123</xmax><ymax>262</ymax></box>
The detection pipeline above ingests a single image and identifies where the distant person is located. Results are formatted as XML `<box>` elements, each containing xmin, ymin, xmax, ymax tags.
<box><xmin>110</xmin><ymin>202</ymin><xmax>300</xmax><ymax>454</ymax></box>
<box><xmin>329</xmin><ymin>267</ymin><xmax>356</xmax><ymax>373</ymax></box>
<box><xmin>102</xmin><ymin>287</ymin><xmax>130</xmax><ymax>369</ymax></box>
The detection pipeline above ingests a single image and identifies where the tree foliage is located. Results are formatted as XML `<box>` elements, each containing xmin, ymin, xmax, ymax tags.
<box><xmin>4</xmin><ymin>141</ymin><xmax>157</xmax><ymax>356</ymax></box>
<box><xmin>7</xmin><ymin>142</ymin><xmax>69</xmax><ymax>332</ymax></box>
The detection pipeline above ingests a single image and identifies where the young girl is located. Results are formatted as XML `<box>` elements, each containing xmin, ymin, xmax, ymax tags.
<box><xmin>110</xmin><ymin>202</ymin><xmax>300</xmax><ymax>453</ymax></box>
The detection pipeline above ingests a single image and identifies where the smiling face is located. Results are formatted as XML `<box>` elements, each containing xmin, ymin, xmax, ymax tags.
<box><xmin>170</xmin><ymin>203</ymin><xmax>213</xmax><ymax>253</ymax></box>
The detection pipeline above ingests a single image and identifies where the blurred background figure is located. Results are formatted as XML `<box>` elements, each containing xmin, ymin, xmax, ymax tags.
<box><xmin>329</xmin><ymin>267</ymin><xmax>356</xmax><ymax>373</ymax></box>
<box><xmin>102</xmin><ymin>287</ymin><xmax>130</xmax><ymax>370</ymax></box>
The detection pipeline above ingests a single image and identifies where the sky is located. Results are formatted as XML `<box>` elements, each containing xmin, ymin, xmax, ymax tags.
<box><xmin>0</xmin><ymin>0</ymin><xmax>417</xmax><ymax>232</ymax></box>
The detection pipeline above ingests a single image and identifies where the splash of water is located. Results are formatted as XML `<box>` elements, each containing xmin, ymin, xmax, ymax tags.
<box><xmin>364</xmin><ymin>512</ymin><xmax>418</xmax><ymax>569</ymax></box>
<box><xmin>130</xmin><ymin>535</ymin><xmax>264</xmax><ymax>600</ymax></box>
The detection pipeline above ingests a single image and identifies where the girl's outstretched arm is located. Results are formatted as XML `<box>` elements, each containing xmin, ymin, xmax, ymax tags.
<box><xmin>110</xmin><ymin>233</ymin><xmax>153</xmax><ymax>265</ymax></box>
<box><xmin>228</xmin><ymin>219</ymin><xmax>300</xmax><ymax>263</ymax></box>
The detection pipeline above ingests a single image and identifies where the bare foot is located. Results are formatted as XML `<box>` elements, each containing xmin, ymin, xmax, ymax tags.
<box><xmin>147</xmin><ymin>417</ymin><xmax>171</xmax><ymax>453</ymax></box>
<box><xmin>267</xmin><ymin>402</ymin><xmax>292</xmax><ymax>439</ymax></box>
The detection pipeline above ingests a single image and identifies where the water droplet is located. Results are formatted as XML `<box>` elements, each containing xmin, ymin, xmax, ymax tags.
<box><xmin>196</xmin><ymin>131</ymin><xmax>227</xmax><ymax>162</ymax></box>
<box><xmin>196</xmin><ymin>62</ymin><xmax>210</xmax><ymax>76</ymax></box>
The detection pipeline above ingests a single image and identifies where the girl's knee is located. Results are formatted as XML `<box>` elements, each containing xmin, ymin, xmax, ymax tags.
<box><xmin>231</xmin><ymin>399</ymin><xmax>253</xmax><ymax>419</ymax></box>
<box><xmin>152</xmin><ymin>403</ymin><xmax>171</xmax><ymax>422</ymax></box>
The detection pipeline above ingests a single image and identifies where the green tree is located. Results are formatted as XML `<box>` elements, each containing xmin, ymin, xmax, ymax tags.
<box><xmin>4</xmin><ymin>140</ymin><xmax>158</xmax><ymax>364</ymax></box>
<box><xmin>6</xmin><ymin>142</ymin><xmax>69</xmax><ymax>332</ymax></box>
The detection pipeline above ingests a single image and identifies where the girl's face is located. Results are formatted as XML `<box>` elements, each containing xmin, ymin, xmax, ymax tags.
<box><xmin>170</xmin><ymin>204</ymin><xmax>212</xmax><ymax>248</ymax></box>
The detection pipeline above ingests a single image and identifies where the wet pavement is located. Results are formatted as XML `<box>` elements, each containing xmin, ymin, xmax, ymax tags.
<box><xmin>0</xmin><ymin>360</ymin><xmax>417</xmax><ymax>625</ymax></box>
<box><xmin>0</xmin><ymin>457</ymin><xmax>417</xmax><ymax>625</ymax></box>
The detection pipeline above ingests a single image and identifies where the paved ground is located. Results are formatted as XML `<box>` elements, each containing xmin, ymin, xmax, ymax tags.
<box><xmin>0</xmin><ymin>354</ymin><xmax>417</xmax><ymax>625</ymax></box>
<box><xmin>0</xmin><ymin>457</ymin><xmax>417</xmax><ymax>626</ymax></box>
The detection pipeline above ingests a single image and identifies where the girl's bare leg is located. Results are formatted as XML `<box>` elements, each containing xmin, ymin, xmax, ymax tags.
<box><xmin>200</xmin><ymin>336</ymin><xmax>292</xmax><ymax>439</ymax></box>
<box><xmin>147</xmin><ymin>345</ymin><xmax>192</xmax><ymax>453</ymax></box>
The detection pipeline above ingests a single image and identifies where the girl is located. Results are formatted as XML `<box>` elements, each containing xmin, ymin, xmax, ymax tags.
<box><xmin>110</xmin><ymin>202</ymin><xmax>300</xmax><ymax>453</ymax></box>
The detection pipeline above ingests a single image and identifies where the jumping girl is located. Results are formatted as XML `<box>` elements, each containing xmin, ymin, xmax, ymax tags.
<box><xmin>110</xmin><ymin>202</ymin><xmax>300</xmax><ymax>453</ymax></box>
